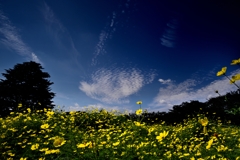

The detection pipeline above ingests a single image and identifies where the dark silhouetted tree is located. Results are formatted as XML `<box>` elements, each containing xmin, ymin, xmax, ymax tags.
<box><xmin>0</xmin><ymin>61</ymin><xmax>55</xmax><ymax>117</ymax></box>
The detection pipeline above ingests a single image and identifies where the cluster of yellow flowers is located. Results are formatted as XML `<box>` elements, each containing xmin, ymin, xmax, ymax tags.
<box><xmin>217</xmin><ymin>58</ymin><xmax>240</xmax><ymax>87</ymax></box>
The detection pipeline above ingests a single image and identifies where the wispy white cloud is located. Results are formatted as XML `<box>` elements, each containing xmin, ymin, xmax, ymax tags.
<box><xmin>149</xmin><ymin>69</ymin><xmax>240</xmax><ymax>113</ymax></box>
<box><xmin>55</xmin><ymin>93</ymin><xmax>70</xmax><ymax>100</ymax></box>
<box><xmin>42</xmin><ymin>2</ymin><xmax>86</xmax><ymax>75</ymax></box>
<box><xmin>42</xmin><ymin>2</ymin><xmax>65</xmax><ymax>37</ymax></box>
<box><xmin>0</xmin><ymin>11</ymin><xmax>42</xmax><ymax>64</ymax></box>
<box><xmin>91</xmin><ymin>11</ymin><xmax>117</xmax><ymax>66</ymax></box>
<box><xmin>79</xmin><ymin>67</ymin><xmax>156</xmax><ymax>104</ymax></box>
<box><xmin>158</xmin><ymin>78</ymin><xmax>172</xmax><ymax>84</ymax></box>
<box><xmin>161</xmin><ymin>12</ymin><xmax>179</xmax><ymax>48</ymax></box>
<box><xmin>91</xmin><ymin>0</ymin><xmax>137</xmax><ymax>66</ymax></box>
<box><xmin>161</xmin><ymin>19</ymin><xmax>178</xmax><ymax>48</ymax></box>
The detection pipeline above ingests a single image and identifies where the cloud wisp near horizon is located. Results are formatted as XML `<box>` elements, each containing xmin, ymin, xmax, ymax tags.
<box><xmin>149</xmin><ymin>68</ymin><xmax>240</xmax><ymax>113</ymax></box>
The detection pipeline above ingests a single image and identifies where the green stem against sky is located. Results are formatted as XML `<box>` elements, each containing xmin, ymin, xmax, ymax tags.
<box><xmin>224</xmin><ymin>74</ymin><xmax>240</xmax><ymax>89</ymax></box>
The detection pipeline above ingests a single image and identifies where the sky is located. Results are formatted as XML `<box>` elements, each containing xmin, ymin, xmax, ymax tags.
<box><xmin>0</xmin><ymin>0</ymin><xmax>239</xmax><ymax>114</ymax></box>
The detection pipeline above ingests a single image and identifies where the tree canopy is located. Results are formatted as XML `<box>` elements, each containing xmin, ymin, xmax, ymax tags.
<box><xmin>0</xmin><ymin>61</ymin><xmax>55</xmax><ymax>117</ymax></box>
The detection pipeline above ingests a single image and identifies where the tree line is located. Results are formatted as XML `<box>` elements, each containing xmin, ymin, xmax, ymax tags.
<box><xmin>127</xmin><ymin>89</ymin><xmax>240</xmax><ymax>127</ymax></box>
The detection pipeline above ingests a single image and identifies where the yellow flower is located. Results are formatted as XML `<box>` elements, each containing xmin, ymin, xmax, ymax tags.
<box><xmin>77</xmin><ymin>143</ymin><xmax>86</xmax><ymax>148</ymax></box>
<box><xmin>216</xmin><ymin>67</ymin><xmax>227</xmax><ymax>76</ymax></box>
<box><xmin>8</xmin><ymin>153</ymin><xmax>15</xmax><ymax>157</ymax></box>
<box><xmin>18</xmin><ymin>103</ymin><xmax>22</xmax><ymax>108</ymax></box>
<box><xmin>45</xmin><ymin>149</ymin><xmax>60</xmax><ymax>154</ymax></box>
<box><xmin>69</xmin><ymin>111</ymin><xmax>76</xmax><ymax>115</ymax></box>
<box><xmin>134</xmin><ymin>121</ymin><xmax>141</xmax><ymax>126</ymax></box>
<box><xmin>41</xmin><ymin>124</ymin><xmax>50</xmax><ymax>129</ymax></box>
<box><xmin>216</xmin><ymin>145</ymin><xmax>228</xmax><ymax>152</ymax></box>
<box><xmin>53</xmin><ymin>137</ymin><xmax>66</xmax><ymax>147</ymax></box>
<box><xmin>230</xmin><ymin>58</ymin><xmax>240</xmax><ymax>65</ymax></box>
<box><xmin>206</xmin><ymin>139</ymin><xmax>213</xmax><ymax>149</ymax></box>
<box><xmin>199</xmin><ymin>117</ymin><xmax>209</xmax><ymax>134</ymax></box>
<box><xmin>135</xmin><ymin>109</ymin><xmax>142</xmax><ymax>115</ymax></box>
<box><xmin>148</xmin><ymin>127</ymin><xmax>155</xmax><ymax>134</ymax></box>
<box><xmin>27</xmin><ymin>108</ymin><xmax>31</xmax><ymax>113</ymax></box>
<box><xmin>232</xmin><ymin>74</ymin><xmax>240</xmax><ymax>81</ymax></box>
<box><xmin>31</xmin><ymin>143</ymin><xmax>39</xmax><ymax>150</ymax></box>
<box><xmin>113</xmin><ymin>141</ymin><xmax>120</xmax><ymax>146</ymax></box>
<box><xmin>136</xmin><ymin>101</ymin><xmax>142</xmax><ymax>105</ymax></box>
<box><xmin>20</xmin><ymin>158</ymin><xmax>27</xmax><ymax>160</ymax></box>
<box><xmin>46</xmin><ymin>111</ymin><xmax>54</xmax><ymax>117</ymax></box>
<box><xmin>39</xmin><ymin>148</ymin><xmax>49</xmax><ymax>152</ymax></box>
<box><xmin>199</xmin><ymin>117</ymin><xmax>208</xmax><ymax>126</ymax></box>
<box><xmin>156</xmin><ymin>131</ymin><xmax>169</xmax><ymax>142</ymax></box>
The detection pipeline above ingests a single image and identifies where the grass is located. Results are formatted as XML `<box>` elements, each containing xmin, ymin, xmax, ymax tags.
<box><xmin>1</xmin><ymin>105</ymin><xmax>240</xmax><ymax>160</ymax></box>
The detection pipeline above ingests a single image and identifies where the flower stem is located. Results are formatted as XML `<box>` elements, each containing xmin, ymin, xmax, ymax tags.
<box><xmin>224</xmin><ymin>74</ymin><xmax>240</xmax><ymax>89</ymax></box>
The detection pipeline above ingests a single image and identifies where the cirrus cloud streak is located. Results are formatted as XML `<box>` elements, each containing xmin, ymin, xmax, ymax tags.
<box><xmin>0</xmin><ymin>11</ymin><xmax>42</xmax><ymax>64</ymax></box>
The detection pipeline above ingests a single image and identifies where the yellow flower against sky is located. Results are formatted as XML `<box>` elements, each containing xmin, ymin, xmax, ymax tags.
<box><xmin>136</xmin><ymin>101</ymin><xmax>142</xmax><ymax>105</ymax></box>
<box><xmin>216</xmin><ymin>58</ymin><xmax>240</xmax><ymax>88</ymax></box>
<box><xmin>136</xmin><ymin>101</ymin><xmax>142</xmax><ymax>109</ymax></box>
<box><xmin>216</xmin><ymin>67</ymin><xmax>227</xmax><ymax>76</ymax></box>
<box><xmin>231</xmin><ymin>58</ymin><xmax>240</xmax><ymax>65</ymax></box>
<box><xmin>231</xmin><ymin>74</ymin><xmax>240</xmax><ymax>84</ymax></box>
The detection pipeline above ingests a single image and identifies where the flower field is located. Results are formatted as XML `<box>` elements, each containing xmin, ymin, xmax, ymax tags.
<box><xmin>1</xmin><ymin>104</ymin><xmax>240</xmax><ymax>160</ymax></box>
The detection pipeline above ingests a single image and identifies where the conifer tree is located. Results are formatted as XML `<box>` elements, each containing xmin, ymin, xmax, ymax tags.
<box><xmin>0</xmin><ymin>61</ymin><xmax>55</xmax><ymax>117</ymax></box>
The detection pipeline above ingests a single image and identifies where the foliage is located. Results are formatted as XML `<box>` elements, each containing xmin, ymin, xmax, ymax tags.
<box><xmin>1</xmin><ymin>106</ymin><xmax>240</xmax><ymax>160</ymax></box>
<box><xmin>0</xmin><ymin>61</ymin><xmax>55</xmax><ymax>118</ymax></box>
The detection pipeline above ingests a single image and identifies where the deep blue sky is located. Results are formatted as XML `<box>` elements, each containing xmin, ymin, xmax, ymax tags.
<box><xmin>0</xmin><ymin>0</ymin><xmax>239</xmax><ymax>114</ymax></box>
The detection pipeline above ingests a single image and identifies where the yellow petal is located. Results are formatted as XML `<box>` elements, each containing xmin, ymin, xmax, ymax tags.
<box><xmin>135</xmin><ymin>109</ymin><xmax>142</xmax><ymax>115</ymax></box>
<box><xmin>136</xmin><ymin>101</ymin><xmax>142</xmax><ymax>105</ymax></box>
<box><xmin>216</xmin><ymin>67</ymin><xmax>227</xmax><ymax>76</ymax></box>
<box><xmin>221</xmin><ymin>67</ymin><xmax>227</xmax><ymax>73</ymax></box>
<box><xmin>217</xmin><ymin>71</ymin><xmax>224</xmax><ymax>76</ymax></box>
<box><xmin>231</xmin><ymin>58</ymin><xmax>240</xmax><ymax>65</ymax></box>
<box><xmin>232</xmin><ymin>74</ymin><xmax>240</xmax><ymax>81</ymax></box>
